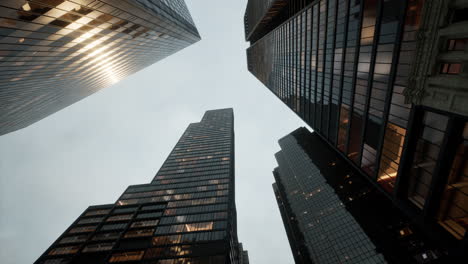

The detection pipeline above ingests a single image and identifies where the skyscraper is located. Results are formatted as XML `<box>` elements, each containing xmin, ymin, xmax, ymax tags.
<box><xmin>0</xmin><ymin>0</ymin><xmax>200</xmax><ymax>135</ymax></box>
<box><xmin>35</xmin><ymin>108</ymin><xmax>248</xmax><ymax>264</ymax></box>
<box><xmin>273</xmin><ymin>127</ymin><xmax>458</xmax><ymax>263</ymax></box>
<box><xmin>245</xmin><ymin>0</ymin><xmax>468</xmax><ymax>252</ymax></box>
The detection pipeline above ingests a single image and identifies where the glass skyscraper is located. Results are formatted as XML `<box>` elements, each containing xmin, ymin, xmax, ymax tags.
<box><xmin>273</xmin><ymin>127</ymin><xmax>456</xmax><ymax>263</ymax></box>
<box><xmin>0</xmin><ymin>0</ymin><xmax>200</xmax><ymax>135</ymax></box>
<box><xmin>34</xmin><ymin>108</ymin><xmax>248</xmax><ymax>264</ymax></box>
<box><xmin>245</xmin><ymin>0</ymin><xmax>468</xmax><ymax>254</ymax></box>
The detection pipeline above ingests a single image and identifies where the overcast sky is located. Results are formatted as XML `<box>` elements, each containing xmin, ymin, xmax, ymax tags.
<box><xmin>0</xmin><ymin>1</ymin><xmax>307</xmax><ymax>263</ymax></box>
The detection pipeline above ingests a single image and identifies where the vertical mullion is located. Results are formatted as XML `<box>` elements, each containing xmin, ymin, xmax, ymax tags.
<box><xmin>336</xmin><ymin>0</ymin><xmax>351</xmax><ymax>147</ymax></box>
<box><xmin>344</xmin><ymin>0</ymin><xmax>364</xmax><ymax>155</ymax></box>
<box><xmin>358</xmin><ymin>0</ymin><xmax>383</xmax><ymax>172</ymax></box>
<box><xmin>376</xmin><ymin>0</ymin><xmax>409</xmax><ymax>187</ymax></box>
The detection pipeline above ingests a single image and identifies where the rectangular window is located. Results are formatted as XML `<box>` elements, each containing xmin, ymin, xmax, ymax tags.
<box><xmin>48</xmin><ymin>246</ymin><xmax>79</xmax><ymax>256</ymax></box>
<box><xmin>85</xmin><ymin>209</ymin><xmax>110</xmax><ymax>216</ymax></box>
<box><xmin>447</xmin><ymin>39</ymin><xmax>467</xmax><ymax>51</ymax></box>
<box><xmin>109</xmin><ymin>251</ymin><xmax>144</xmax><ymax>262</ymax></box>
<box><xmin>100</xmin><ymin>223</ymin><xmax>127</xmax><ymax>231</ymax></box>
<box><xmin>377</xmin><ymin>123</ymin><xmax>407</xmax><ymax>193</ymax></box>
<box><xmin>124</xmin><ymin>228</ymin><xmax>154</xmax><ymax>238</ymax></box>
<box><xmin>440</xmin><ymin>63</ymin><xmax>462</xmax><ymax>75</ymax></box>
<box><xmin>337</xmin><ymin>105</ymin><xmax>350</xmax><ymax>152</ymax></box>
<box><xmin>131</xmin><ymin>219</ymin><xmax>159</xmax><ymax>228</ymax></box>
<box><xmin>91</xmin><ymin>232</ymin><xmax>120</xmax><ymax>241</ymax></box>
<box><xmin>437</xmin><ymin>123</ymin><xmax>468</xmax><ymax>239</ymax></box>
<box><xmin>69</xmin><ymin>225</ymin><xmax>96</xmax><ymax>234</ymax></box>
<box><xmin>408</xmin><ymin>112</ymin><xmax>449</xmax><ymax>208</ymax></box>
<box><xmin>107</xmin><ymin>214</ymin><xmax>133</xmax><ymax>222</ymax></box>
<box><xmin>82</xmin><ymin>242</ymin><xmax>114</xmax><ymax>252</ymax></box>
<box><xmin>59</xmin><ymin>235</ymin><xmax>87</xmax><ymax>244</ymax></box>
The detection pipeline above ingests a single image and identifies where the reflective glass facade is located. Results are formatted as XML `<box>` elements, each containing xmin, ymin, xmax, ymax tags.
<box><xmin>35</xmin><ymin>109</ymin><xmax>248</xmax><ymax>264</ymax></box>
<box><xmin>273</xmin><ymin>128</ymin><xmax>454</xmax><ymax>263</ymax></box>
<box><xmin>245</xmin><ymin>0</ymin><xmax>468</xmax><ymax>255</ymax></box>
<box><xmin>0</xmin><ymin>0</ymin><xmax>200</xmax><ymax>135</ymax></box>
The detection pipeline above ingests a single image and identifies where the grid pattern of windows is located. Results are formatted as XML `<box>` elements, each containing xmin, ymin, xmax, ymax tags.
<box><xmin>274</xmin><ymin>131</ymin><xmax>386</xmax><ymax>263</ymax></box>
<box><xmin>245</xmin><ymin>0</ymin><xmax>467</xmax><ymax>255</ymax></box>
<box><xmin>36</xmin><ymin>109</ymin><xmax>240</xmax><ymax>264</ymax></box>
<box><xmin>246</xmin><ymin>0</ymin><xmax>425</xmax><ymax>194</ymax></box>
<box><xmin>273</xmin><ymin>128</ymin><xmax>451</xmax><ymax>263</ymax></box>
<box><xmin>0</xmin><ymin>0</ymin><xmax>200</xmax><ymax>135</ymax></box>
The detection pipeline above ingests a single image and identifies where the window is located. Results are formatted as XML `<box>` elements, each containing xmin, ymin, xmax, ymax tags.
<box><xmin>440</xmin><ymin>63</ymin><xmax>462</xmax><ymax>75</ymax></box>
<box><xmin>136</xmin><ymin>212</ymin><xmax>163</xmax><ymax>219</ymax></box>
<box><xmin>82</xmin><ymin>242</ymin><xmax>114</xmax><ymax>252</ymax></box>
<box><xmin>131</xmin><ymin>219</ymin><xmax>159</xmax><ymax>228</ymax></box>
<box><xmin>447</xmin><ymin>39</ymin><xmax>467</xmax><ymax>51</ymax></box>
<box><xmin>377</xmin><ymin>123</ymin><xmax>407</xmax><ymax>193</ymax></box>
<box><xmin>85</xmin><ymin>209</ymin><xmax>110</xmax><ymax>216</ymax></box>
<box><xmin>42</xmin><ymin>258</ymin><xmax>71</xmax><ymax>264</ymax></box>
<box><xmin>437</xmin><ymin>123</ymin><xmax>468</xmax><ymax>240</ymax></box>
<box><xmin>100</xmin><ymin>223</ymin><xmax>127</xmax><ymax>231</ymax></box>
<box><xmin>408</xmin><ymin>112</ymin><xmax>449</xmax><ymax>208</ymax></box>
<box><xmin>59</xmin><ymin>235</ymin><xmax>87</xmax><ymax>244</ymax></box>
<box><xmin>113</xmin><ymin>207</ymin><xmax>137</xmax><ymax>214</ymax></box>
<box><xmin>124</xmin><ymin>229</ymin><xmax>154</xmax><ymax>238</ymax></box>
<box><xmin>68</xmin><ymin>225</ymin><xmax>96</xmax><ymax>234</ymax></box>
<box><xmin>451</xmin><ymin>8</ymin><xmax>468</xmax><ymax>23</ymax></box>
<box><xmin>91</xmin><ymin>232</ymin><xmax>120</xmax><ymax>241</ymax></box>
<box><xmin>77</xmin><ymin>217</ymin><xmax>103</xmax><ymax>225</ymax></box>
<box><xmin>106</xmin><ymin>214</ymin><xmax>133</xmax><ymax>222</ymax></box>
<box><xmin>109</xmin><ymin>251</ymin><xmax>144</xmax><ymax>262</ymax></box>
<box><xmin>48</xmin><ymin>246</ymin><xmax>79</xmax><ymax>256</ymax></box>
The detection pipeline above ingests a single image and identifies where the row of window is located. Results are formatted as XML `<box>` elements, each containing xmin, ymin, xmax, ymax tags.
<box><xmin>157</xmin><ymin>164</ymin><xmax>230</xmax><ymax>175</ymax></box>
<box><xmin>153</xmin><ymin>171</ymin><xmax>230</xmax><ymax>183</ymax></box>
<box><xmin>167</xmin><ymin>196</ymin><xmax>229</xmax><ymax>209</ymax></box>
<box><xmin>120</xmin><ymin>184</ymin><xmax>229</xmax><ymax>199</ymax></box>
<box><xmin>169</xmin><ymin>153</ymin><xmax>229</xmax><ymax>163</ymax></box>
<box><xmin>117</xmin><ymin>190</ymin><xmax>228</xmax><ymax>206</ymax></box>
<box><xmin>159</xmin><ymin>212</ymin><xmax>228</xmax><ymax>225</ymax></box>
<box><xmin>163</xmin><ymin>203</ymin><xmax>228</xmax><ymax>216</ymax></box>
<box><xmin>154</xmin><ymin>221</ymin><xmax>226</xmax><ymax>235</ymax></box>
<box><xmin>168</xmin><ymin>147</ymin><xmax>231</xmax><ymax>157</ymax></box>
<box><xmin>140</xmin><ymin>178</ymin><xmax>230</xmax><ymax>193</ymax></box>
<box><xmin>152</xmin><ymin>230</ymin><xmax>227</xmax><ymax>246</ymax></box>
<box><xmin>108</xmin><ymin>241</ymin><xmax>226</xmax><ymax>262</ymax></box>
<box><xmin>165</xmin><ymin>151</ymin><xmax>230</xmax><ymax>162</ymax></box>
<box><xmin>161</xmin><ymin>157</ymin><xmax>230</xmax><ymax>170</ymax></box>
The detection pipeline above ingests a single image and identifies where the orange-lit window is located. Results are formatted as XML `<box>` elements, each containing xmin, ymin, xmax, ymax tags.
<box><xmin>440</xmin><ymin>63</ymin><xmax>462</xmax><ymax>75</ymax></box>
<box><xmin>48</xmin><ymin>246</ymin><xmax>79</xmax><ymax>255</ymax></box>
<box><xmin>437</xmin><ymin>123</ymin><xmax>468</xmax><ymax>239</ymax></box>
<box><xmin>377</xmin><ymin>123</ymin><xmax>407</xmax><ymax>193</ymax></box>
<box><xmin>69</xmin><ymin>225</ymin><xmax>96</xmax><ymax>234</ymax></box>
<box><xmin>337</xmin><ymin>105</ymin><xmax>350</xmax><ymax>152</ymax></box>
<box><xmin>109</xmin><ymin>251</ymin><xmax>144</xmax><ymax>262</ymax></box>
<box><xmin>124</xmin><ymin>229</ymin><xmax>154</xmax><ymax>238</ymax></box>
<box><xmin>152</xmin><ymin>234</ymin><xmax>182</xmax><ymax>246</ymax></box>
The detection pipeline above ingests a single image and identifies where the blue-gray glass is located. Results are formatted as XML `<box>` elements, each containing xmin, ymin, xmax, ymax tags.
<box><xmin>0</xmin><ymin>0</ymin><xmax>200</xmax><ymax>135</ymax></box>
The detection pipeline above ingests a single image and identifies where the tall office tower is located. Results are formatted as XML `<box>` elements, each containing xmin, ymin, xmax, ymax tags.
<box><xmin>35</xmin><ymin>108</ymin><xmax>248</xmax><ymax>264</ymax></box>
<box><xmin>245</xmin><ymin>0</ymin><xmax>468</xmax><ymax>256</ymax></box>
<box><xmin>273</xmin><ymin>127</ymin><xmax>457</xmax><ymax>263</ymax></box>
<box><xmin>0</xmin><ymin>0</ymin><xmax>200</xmax><ymax>135</ymax></box>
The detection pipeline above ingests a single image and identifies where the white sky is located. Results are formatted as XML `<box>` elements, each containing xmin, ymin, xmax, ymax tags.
<box><xmin>0</xmin><ymin>1</ymin><xmax>307</xmax><ymax>263</ymax></box>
